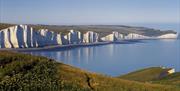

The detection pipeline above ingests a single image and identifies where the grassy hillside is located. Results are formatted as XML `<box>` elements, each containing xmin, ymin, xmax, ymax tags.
<box><xmin>118</xmin><ymin>67</ymin><xmax>180</xmax><ymax>88</ymax></box>
<box><xmin>0</xmin><ymin>51</ymin><xmax>179</xmax><ymax>91</ymax></box>
<box><xmin>0</xmin><ymin>23</ymin><xmax>176</xmax><ymax>37</ymax></box>
<box><xmin>0</xmin><ymin>51</ymin><xmax>60</xmax><ymax>91</ymax></box>
<box><xmin>118</xmin><ymin>67</ymin><xmax>170</xmax><ymax>82</ymax></box>
<box><xmin>152</xmin><ymin>72</ymin><xmax>180</xmax><ymax>86</ymax></box>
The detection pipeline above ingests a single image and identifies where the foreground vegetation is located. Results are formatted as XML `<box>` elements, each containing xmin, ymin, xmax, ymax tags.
<box><xmin>0</xmin><ymin>51</ymin><xmax>59</xmax><ymax>91</ymax></box>
<box><xmin>152</xmin><ymin>72</ymin><xmax>180</xmax><ymax>86</ymax></box>
<box><xmin>0</xmin><ymin>51</ymin><xmax>179</xmax><ymax>91</ymax></box>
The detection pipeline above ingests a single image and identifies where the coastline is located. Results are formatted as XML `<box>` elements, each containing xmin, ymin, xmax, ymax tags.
<box><xmin>0</xmin><ymin>42</ymin><xmax>111</xmax><ymax>52</ymax></box>
<box><xmin>0</xmin><ymin>38</ymin><xmax>178</xmax><ymax>52</ymax></box>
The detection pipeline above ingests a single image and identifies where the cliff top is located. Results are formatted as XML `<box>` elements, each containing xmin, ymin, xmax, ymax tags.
<box><xmin>0</xmin><ymin>23</ymin><xmax>177</xmax><ymax>36</ymax></box>
<box><xmin>0</xmin><ymin>23</ymin><xmax>15</xmax><ymax>30</ymax></box>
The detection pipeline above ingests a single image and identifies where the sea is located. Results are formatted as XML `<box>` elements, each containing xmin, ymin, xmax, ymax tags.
<box><xmin>23</xmin><ymin>23</ymin><xmax>180</xmax><ymax>76</ymax></box>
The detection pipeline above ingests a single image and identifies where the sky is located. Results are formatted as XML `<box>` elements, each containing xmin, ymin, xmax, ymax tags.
<box><xmin>0</xmin><ymin>0</ymin><xmax>180</xmax><ymax>25</ymax></box>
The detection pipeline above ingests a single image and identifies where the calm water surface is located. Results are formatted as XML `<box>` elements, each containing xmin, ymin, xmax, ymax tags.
<box><xmin>23</xmin><ymin>39</ymin><xmax>180</xmax><ymax>76</ymax></box>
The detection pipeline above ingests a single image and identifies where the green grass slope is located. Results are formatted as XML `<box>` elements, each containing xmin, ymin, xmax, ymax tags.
<box><xmin>152</xmin><ymin>72</ymin><xmax>180</xmax><ymax>86</ymax></box>
<box><xmin>118</xmin><ymin>67</ymin><xmax>169</xmax><ymax>82</ymax></box>
<box><xmin>0</xmin><ymin>51</ymin><xmax>179</xmax><ymax>91</ymax></box>
<box><xmin>118</xmin><ymin>67</ymin><xmax>180</xmax><ymax>88</ymax></box>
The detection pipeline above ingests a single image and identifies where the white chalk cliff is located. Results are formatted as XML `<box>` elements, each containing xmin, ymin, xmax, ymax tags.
<box><xmin>0</xmin><ymin>25</ymin><xmax>62</xmax><ymax>48</ymax></box>
<box><xmin>157</xmin><ymin>33</ymin><xmax>178</xmax><ymax>39</ymax></box>
<box><xmin>101</xmin><ymin>32</ymin><xmax>124</xmax><ymax>41</ymax></box>
<box><xmin>0</xmin><ymin>25</ymin><xmax>178</xmax><ymax>48</ymax></box>
<box><xmin>66</xmin><ymin>30</ymin><xmax>83</xmax><ymax>44</ymax></box>
<box><xmin>0</xmin><ymin>25</ymin><xmax>100</xmax><ymax>48</ymax></box>
<box><xmin>101</xmin><ymin>32</ymin><xmax>149</xmax><ymax>41</ymax></box>
<box><xmin>83</xmin><ymin>31</ymin><xmax>99</xmax><ymax>43</ymax></box>
<box><xmin>124</xmin><ymin>33</ymin><xmax>150</xmax><ymax>39</ymax></box>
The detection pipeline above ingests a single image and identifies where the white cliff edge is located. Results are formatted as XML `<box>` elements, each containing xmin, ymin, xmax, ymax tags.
<box><xmin>157</xmin><ymin>33</ymin><xmax>178</xmax><ymax>39</ymax></box>
<box><xmin>0</xmin><ymin>25</ymin><xmax>63</xmax><ymax>48</ymax></box>
<box><xmin>0</xmin><ymin>25</ymin><xmax>178</xmax><ymax>48</ymax></box>
<box><xmin>0</xmin><ymin>25</ymin><xmax>99</xmax><ymax>48</ymax></box>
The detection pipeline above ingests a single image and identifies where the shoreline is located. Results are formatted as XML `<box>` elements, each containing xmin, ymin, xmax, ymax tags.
<box><xmin>0</xmin><ymin>38</ymin><xmax>178</xmax><ymax>52</ymax></box>
<box><xmin>0</xmin><ymin>42</ymin><xmax>112</xmax><ymax>52</ymax></box>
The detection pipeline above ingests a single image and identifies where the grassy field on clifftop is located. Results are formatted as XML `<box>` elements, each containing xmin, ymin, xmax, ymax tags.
<box><xmin>0</xmin><ymin>51</ymin><xmax>179</xmax><ymax>91</ymax></box>
<box><xmin>119</xmin><ymin>67</ymin><xmax>170</xmax><ymax>82</ymax></box>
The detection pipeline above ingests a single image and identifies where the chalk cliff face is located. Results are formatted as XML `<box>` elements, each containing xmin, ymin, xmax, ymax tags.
<box><xmin>0</xmin><ymin>25</ymin><xmax>178</xmax><ymax>48</ymax></box>
<box><xmin>101</xmin><ymin>34</ymin><xmax>114</xmax><ymax>42</ymax></box>
<box><xmin>0</xmin><ymin>25</ymin><xmax>62</xmax><ymax>48</ymax></box>
<box><xmin>101</xmin><ymin>32</ymin><xmax>123</xmax><ymax>41</ymax></box>
<box><xmin>124</xmin><ymin>33</ymin><xmax>150</xmax><ymax>39</ymax></box>
<box><xmin>35</xmin><ymin>29</ymin><xmax>62</xmax><ymax>47</ymax></box>
<box><xmin>67</xmin><ymin>30</ymin><xmax>82</xmax><ymax>44</ymax></box>
<box><xmin>113</xmin><ymin>32</ymin><xmax>124</xmax><ymax>41</ymax></box>
<box><xmin>83</xmin><ymin>31</ymin><xmax>99</xmax><ymax>43</ymax></box>
<box><xmin>101</xmin><ymin>32</ymin><xmax>149</xmax><ymax>41</ymax></box>
<box><xmin>100</xmin><ymin>32</ymin><xmax>178</xmax><ymax>41</ymax></box>
<box><xmin>157</xmin><ymin>33</ymin><xmax>178</xmax><ymax>39</ymax></box>
<box><xmin>0</xmin><ymin>25</ymin><xmax>100</xmax><ymax>48</ymax></box>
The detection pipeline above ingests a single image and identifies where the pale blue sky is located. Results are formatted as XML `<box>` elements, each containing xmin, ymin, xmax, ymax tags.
<box><xmin>0</xmin><ymin>0</ymin><xmax>180</xmax><ymax>25</ymax></box>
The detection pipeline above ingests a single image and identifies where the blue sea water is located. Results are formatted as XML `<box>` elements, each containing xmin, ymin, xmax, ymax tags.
<box><xmin>23</xmin><ymin>23</ymin><xmax>180</xmax><ymax>76</ymax></box>
<box><xmin>24</xmin><ymin>39</ymin><xmax>180</xmax><ymax>76</ymax></box>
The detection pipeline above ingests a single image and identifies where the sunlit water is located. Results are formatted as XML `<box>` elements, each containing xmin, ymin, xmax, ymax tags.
<box><xmin>23</xmin><ymin>39</ymin><xmax>180</xmax><ymax>76</ymax></box>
